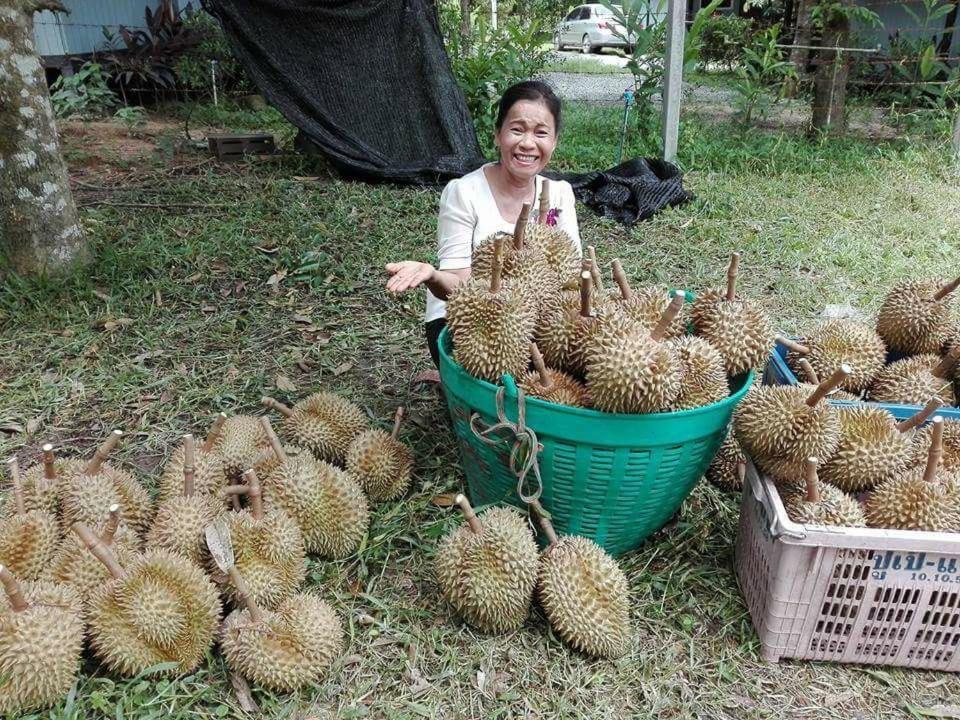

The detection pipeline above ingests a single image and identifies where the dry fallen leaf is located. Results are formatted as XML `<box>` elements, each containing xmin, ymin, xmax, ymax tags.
<box><xmin>0</xmin><ymin>420</ymin><xmax>24</xmax><ymax>435</ymax></box>
<box><xmin>275</xmin><ymin>374</ymin><xmax>297</xmax><ymax>392</ymax></box>
<box><xmin>431</xmin><ymin>493</ymin><xmax>457</xmax><ymax>507</ymax></box>
<box><xmin>26</xmin><ymin>417</ymin><xmax>41</xmax><ymax>435</ymax></box>
<box><xmin>266</xmin><ymin>268</ymin><xmax>288</xmax><ymax>287</ymax></box>
<box><xmin>92</xmin><ymin>289</ymin><xmax>112</xmax><ymax>302</ymax></box>
<box><xmin>332</xmin><ymin>361</ymin><xmax>353</xmax><ymax>377</ymax></box>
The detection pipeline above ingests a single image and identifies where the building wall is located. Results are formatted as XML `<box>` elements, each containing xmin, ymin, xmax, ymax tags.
<box><xmin>34</xmin><ymin>0</ymin><xmax>164</xmax><ymax>59</ymax></box>
<box><xmin>854</xmin><ymin>1</ymin><xmax>957</xmax><ymax>55</ymax></box>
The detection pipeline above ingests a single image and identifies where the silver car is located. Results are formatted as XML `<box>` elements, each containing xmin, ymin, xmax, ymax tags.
<box><xmin>553</xmin><ymin>4</ymin><xmax>635</xmax><ymax>54</ymax></box>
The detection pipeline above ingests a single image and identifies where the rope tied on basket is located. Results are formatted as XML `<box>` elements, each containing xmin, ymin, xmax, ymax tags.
<box><xmin>469</xmin><ymin>386</ymin><xmax>544</xmax><ymax>504</ymax></box>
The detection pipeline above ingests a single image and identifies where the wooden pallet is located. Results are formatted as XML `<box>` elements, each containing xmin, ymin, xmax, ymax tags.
<box><xmin>207</xmin><ymin>133</ymin><xmax>276</xmax><ymax>161</ymax></box>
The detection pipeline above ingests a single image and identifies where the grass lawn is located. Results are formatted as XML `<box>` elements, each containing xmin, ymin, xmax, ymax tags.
<box><xmin>1</xmin><ymin>96</ymin><xmax>959</xmax><ymax>719</ymax></box>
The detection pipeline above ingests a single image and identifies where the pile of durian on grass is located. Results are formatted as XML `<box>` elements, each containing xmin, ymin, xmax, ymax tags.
<box><xmin>0</xmin><ymin>392</ymin><xmax>415</xmax><ymax>715</ymax></box>
<box><xmin>446</xmin><ymin>203</ymin><xmax>776</xmax><ymax>414</ymax></box>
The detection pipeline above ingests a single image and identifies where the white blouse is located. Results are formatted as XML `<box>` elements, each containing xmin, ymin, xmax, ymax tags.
<box><xmin>425</xmin><ymin>163</ymin><xmax>582</xmax><ymax>323</ymax></box>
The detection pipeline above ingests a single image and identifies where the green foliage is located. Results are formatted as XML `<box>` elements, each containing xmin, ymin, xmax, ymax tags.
<box><xmin>810</xmin><ymin>0</ymin><xmax>881</xmax><ymax>29</ymax></box>
<box><xmin>731</xmin><ymin>24</ymin><xmax>796</xmax><ymax>124</ymax></box>
<box><xmin>50</xmin><ymin>62</ymin><xmax>119</xmax><ymax>118</ymax></box>
<box><xmin>174</xmin><ymin>9</ymin><xmax>254</xmax><ymax>97</ymax></box>
<box><xmin>698</xmin><ymin>13</ymin><xmax>754</xmax><ymax>70</ymax></box>
<box><xmin>114</xmin><ymin>106</ymin><xmax>149</xmax><ymax>133</ymax></box>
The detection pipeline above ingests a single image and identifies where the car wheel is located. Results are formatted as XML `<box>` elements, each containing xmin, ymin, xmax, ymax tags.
<box><xmin>581</xmin><ymin>34</ymin><xmax>593</xmax><ymax>54</ymax></box>
<box><xmin>554</xmin><ymin>32</ymin><xmax>563</xmax><ymax>51</ymax></box>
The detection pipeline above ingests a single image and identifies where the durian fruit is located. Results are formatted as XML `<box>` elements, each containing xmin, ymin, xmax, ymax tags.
<box><xmin>0</xmin><ymin>444</ymin><xmax>63</xmax><ymax>519</ymax></box>
<box><xmin>607</xmin><ymin>260</ymin><xmax>686</xmax><ymax>340</ymax></box>
<box><xmin>568</xmin><ymin>268</ymin><xmax>623</xmax><ymax>377</ymax></box>
<box><xmin>0</xmin><ymin>458</ymin><xmax>59</xmax><ymax>581</ymax></box>
<box><xmin>434</xmin><ymin>494</ymin><xmax>538</xmax><ymax>634</ymax></box>
<box><xmin>345</xmin><ymin>407</ymin><xmax>415</xmax><ymax>503</ymax></box>
<box><xmin>262</xmin><ymin>393</ymin><xmax>369</xmax><ymax>467</ymax></box>
<box><xmin>157</xmin><ymin>414</ymin><xmax>229</xmax><ymax>503</ymax></box>
<box><xmin>215</xmin><ymin>415</ymin><xmax>281</xmax><ymax>481</ymax></box>
<box><xmin>867</xmin><ymin>346</ymin><xmax>960</xmax><ymax>405</ymax></box>
<box><xmin>447</xmin><ymin>235</ymin><xmax>536</xmax><ymax>383</ymax></box>
<box><xmin>735</xmin><ymin>365</ymin><xmax>848</xmax><ymax>483</ymax></box>
<box><xmin>780</xmin><ymin>457</ymin><xmax>866</xmax><ymax>527</ymax></box>
<box><xmin>48</xmin><ymin>503</ymin><xmax>142</xmax><ymax>607</ymax></box>
<box><xmin>907</xmin><ymin>416</ymin><xmax>960</xmax><ymax>471</ymax></box>
<box><xmin>780</xmin><ymin>319</ymin><xmax>886</xmax><ymax>394</ymax></box>
<box><xmin>667</xmin><ymin>335</ymin><xmax>729</xmax><ymax>410</ymax></box>
<box><xmin>260</xmin><ymin>418</ymin><xmax>369</xmax><ymax>558</ymax></box>
<box><xmin>536</xmin><ymin>288</ymin><xmax>584</xmax><ymax>371</ymax></box>
<box><xmin>585</xmin><ymin>294</ymin><xmax>686</xmax><ymax>414</ymax></box>
<box><xmin>529</xmin><ymin>500</ymin><xmax>630</xmax><ymax>659</ymax></box>
<box><xmin>691</xmin><ymin>252</ymin><xmax>775</xmax><ymax>375</ymax></box>
<box><xmin>205</xmin><ymin>521</ymin><xmax>342</xmax><ymax>691</ymax></box>
<box><xmin>876</xmin><ymin>276</ymin><xmax>960</xmax><ymax>355</ymax></box>
<box><xmin>220</xmin><ymin>469</ymin><xmax>305</xmax><ymax>611</ymax></box>
<box><xmin>865</xmin><ymin>417</ymin><xmax>960</xmax><ymax>531</ymax></box>
<box><xmin>794</xmin><ymin>358</ymin><xmax>860</xmax><ymax>401</ymax></box>
<box><xmin>819</xmin><ymin>398</ymin><xmax>941</xmax><ymax>493</ymax></box>
<box><xmin>75</xmin><ymin>522</ymin><xmax>221</xmax><ymax>677</ymax></box>
<box><xmin>146</xmin><ymin>435</ymin><xmax>226</xmax><ymax>565</ymax></box>
<box><xmin>706</xmin><ymin>432</ymin><xmax>747</xmax><ymax>492</ymax></box>
<box><xmin>524</xmin><ymin>181</ymin><xmax>580</xmax><ymax>289</ymax></box>
<box><xmin>518</xmin><ymin>342</ymin><xmax>591</xmax><ymax>408</ymax></box>
<box><xmin>0</xmin><ymin>565</ymin><xmax>85</xmax><ymax>715</ymax></box>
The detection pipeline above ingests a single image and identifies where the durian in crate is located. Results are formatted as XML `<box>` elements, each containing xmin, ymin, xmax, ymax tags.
<box><xmin>607</xmin><ymin>260</ymin><xmax>686</xmax><ymax>340</ymax></box>
<box><xmin>529</xmin><ymin>501</ymin><xmax>631</xmax><ymax>659</ymax></box>
<box><xmin>0</xmin><ymin>565</ymin><xmax>85</xmax><ymax>716</ymax></box>
<box><xmin>205</xmin><ymin>521</ymin><xmax>343</xmax><ymax>691</ymax></box>
<box><xmin>705</xmin><ymin>432</ymin><xmax>746</xmax><ymax>492</ymax></box>
<box><xmin>667</xmin><ymin>335</ymin><xmax>729</xmax><ymax>410</ymax></box>
<box><xmin>876</xmin><ymin>276</ymin><xmax>960</xmax><ymax>356</ymax></box>
<box><xmin>867</xmin><ymin>346</ymin><xmax>960</xmax><ymax>405</ymax></box>
<box><xmin>346</xmin><ymin>406</ymin><xmax>415</xmax><ymax>502</ymax></box>
<box><xmin>907</xmin><ymin>416</ymin><xmax>960</xmax><ymax>471</ymax></box>
<box><xmin>779</xmin><ymin>319</ymin><xmax>886</xmax><ymax>394</ymax></box>
<box><xmin>779</xmin><ymin>457</ymin><xmax>866</xmax><ymax>527</ymax></box>
<box><xmin>435</xmin><ymin>494</ymin><xmax>538</xmax><ymax>634</ymax></box>
<box><xmin>262</xmin><ymin>392</ymin><xmax>369</xmax><ymax>466</ymax></box>
<box><xmin>260</xmin><ymin>418</ymin><xmax>369</xmax><ymax>558</ymax></box>
<box><xmin>157</xmin><ymin>414</ymin><xmax>229</xmax><ymax>503</ymax></box>
<box><xmin>792</xmin><ymin>357</ymin><xmax>860</xmax><ymax>401</ymax></box>
<box><xmin>518</xmin><ymin>342</ymin><xmax>591</xmax><ymax>408</ymax></box>
<box><xmin>74</xmin><ymin>522</ymin><xmax>222</xmax><ymax>677</ymax></box>
<box><xmin>0</xmin><ymin>458</ymin><xmax>59</xmax><ymax>581</ymax></box>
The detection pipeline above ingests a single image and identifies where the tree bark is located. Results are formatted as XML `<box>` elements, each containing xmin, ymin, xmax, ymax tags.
<box><xmin>788</xmin><ymin>0</ymin><xmax>817</xmax><ymax>74</ymax></box>
<box><xmin>459</xmin><ymin>0</ymin><xmax>471</xmax><ymax>48</ymax></box>
<box><xmin>810</xmin><ymin>2</ymin><xmax>852</xmax><ymax>136</ymax></box>
<box><xmin>936</xmin><ymin>0</ymin><xmax>958</xmax><ymax>58</ymax></box>
<box><xmin>0</xmin><ymin>0</ymin><xmax>89</xmax><ymax>274</ymax></box>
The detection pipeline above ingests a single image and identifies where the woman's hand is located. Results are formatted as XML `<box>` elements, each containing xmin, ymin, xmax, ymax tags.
<box><xmin>385</xmin><ymin>261</ymin><xmax>435</xmax><ymax>293</ymax></box>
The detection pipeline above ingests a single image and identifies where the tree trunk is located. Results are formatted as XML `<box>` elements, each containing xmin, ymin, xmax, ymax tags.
<box><xmin>788</xmin><ymin>0</ymin><xmax>817</xmax><ymax>74</ymax></box>
<box><xmin>0</xmin><ymin>0</ymin><xmax>89</xmax><ymax>274</ymax></box>
<box><xmin>936</xmin><ymin>0</ymin><xmax>958</xmax><ymax>58</ymax></box>
<box><xmin>810</xmin><ymin>3</ymin><xmax>852</xmax><ymax>136</ymax></box>
<box><xmin>459</xmin><ymin>0</ymin><xmax>471</xmax><ymax>47</ymax></box>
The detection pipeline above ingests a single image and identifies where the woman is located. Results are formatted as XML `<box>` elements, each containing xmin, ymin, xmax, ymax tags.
<box><xmin>385</xmin><ymin>80</ymin><xmax>582</xmax><ymax>367</ymax></box>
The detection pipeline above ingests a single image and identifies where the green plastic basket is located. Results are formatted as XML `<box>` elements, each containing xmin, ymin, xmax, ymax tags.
<box><xmin>438</xmin><ymin>327</ymin><xmax>753</xmax><ymax>556</ymax></box>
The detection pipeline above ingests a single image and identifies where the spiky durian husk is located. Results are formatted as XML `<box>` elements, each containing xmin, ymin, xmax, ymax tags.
<box><xmin>865</xmin><ymin>469</ymin><xmax>960</xmax><ymax>531</ymax></box>
<box><xmin>867</xmin><ymin>354</ymin><xmax>956</xmax><ymax>405</ymax></box>
<box><xmin>146</xmin><ymin>494</ymin><xmax>225</xmax><ymax>565</ymax></box>
<box><xmin>796</xmin><ymin>383</ymin><xmax>861</xmax><ymax>401</ymax></box>
<box><xmin>706</xmin><ymin>431</ymin><xmax>746</xmax><ymax>491</ymax></box>
<box><xmin>221</xmin><ymin>592</ymin><xmax>342</xmax><ymax>691</ymax></box>
<box><xmin>279</xmin><ymin>392</ymin><xmax>369</xmax><ymax>466</ymax></box>
<box><xmin>0</xmin><ymin>580</ymin><xmax>84</xmax><ymax>715</ymax></box>
<box><xmin>58</xmin><ymin>469</ymin><xmax>122</xmax><ymax>534</ymax></box>
<box><xmin>818</xmin><ymin>407</ymin><xmax>911</xmax><ymax>492</ymax></box>
<box><xmin>0</xmin><ymin>509</ymin><xmax>59</xmax><ymax>581</ymax></box>
<box><xmin>608</xmin><ymin>285</ymin><xmax>687</xmax><ymax>340</ymax></box>
<box><xmin>345</xmin><ymin>430</ymin><xmax>414</xmax><ymax>503</ymax></box>
<box><xmin>786</xmin><ymin>320</ymin><xmax>887</xmax><ymax>393</ymax></box>
<box><xmin>907</xmin><ymin>419</ymin><xmax>960</xmax><ymax>471</ymax></box>
<box><xmin>537</xmin><ymin>536</ymin><xmax>631</xmax><ymax>659</ymax></box>
<box><xmin>667</xmin><ymin>336</ymin><xmax>728</xmax><ymax>410</ymax></box>
<box><xmin>518</xmin><ymin>368</ymin><xmax>591</xmax><ymax>408</ymax></box>
<box><xmin>157</xmin><ymin>447</ymin><xmax>228</xmax><ymax>504</ymax></box>
<box><xmin>780</xmin><ymin>483</ymin><xmax>867</xmax><ymax>527</ymax></box>
<box><xmin>535</xmin><ymin>290</ymin><xmax>582</xmax><ymax>370</ymax></box>
<box><xmin>108</xmin><ymin>466</ymin><xmax>153</xmax><ymax>537</ymax></box>
<box><xmin>215</xmin><ymin>416</ymin><xmax>276</xmax><ymax>480</ymax></box>
<box><xmin>876</xmin><ymin>279</ymin><xmax>953</xmax><ymax>355</ymax></box>
<box><xmin>447</xmin><ymin>276</ymin><xmax>536</xmax><ymax>383</ymax></box>
<box><xmin>566</xmin><ymin>308</ymin><xmax>624</xmax><ymax>378</ymax></box>
<box><xmin>264</xmin><ymin>450</ymin><xmax>369</xmax><ymax>558</ymax></box>
<box><xmin>524</xmin><ymin>224</ymin><xmax>580</xmax><ymax>288</ymax></box>
<box><xmin>471</xmin><ymin>232</ymin><xmax>522</xmax><ymax>277</ymax></box>
<box><xmin>47</xmin><ymin>523</ymin><xmax>141</xmax><ymax>607</ymax></box>
<box><xmin>87</xmin><ymin>550</ymin><xmax>221</xmax><ymax>677</ymax></box>
<box><xmin>585</xmin><ymin>324</ymin><xmax>682</xmax><ymax>414</ymax></box>
<box><xmin>434</xmin><ymin>506</ymin><xmax>538</xmax><ymax>634</ymax></box>
<box><xmin>224</xmin><ymin>509</ymin><xmax>305</xmax><ymax>610</ymax></box>
<box><xmin>734</xmin><ymin>385</ymin><xmax>841</xmax><ymax>482</ymax></box>
<box><xmin>691</xmin><ymin>288</ymin><xmax>775</xmax><ymax>375</ymax></box>
<box><xmin>0</xmin><ymin>459</ymin><xmax>71</xmax><ymax>520</ymax></box>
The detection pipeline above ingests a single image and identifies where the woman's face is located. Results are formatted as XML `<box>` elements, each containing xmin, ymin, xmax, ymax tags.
<box><xmin>494</xmin><ymin>99</ymin><xmax>558</xmax><ymax>182</ymax></box>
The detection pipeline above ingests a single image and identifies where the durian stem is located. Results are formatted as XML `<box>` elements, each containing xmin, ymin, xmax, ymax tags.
<box><xmin>227</xmin><ymin>566</ymin><xmax>263</xmax><ymax>624</ymax></box>
<box><xmin>203</xmin><ymin>412</ymin><xmax>228</xmax><ymax>453</ymax></box>
<box><xmin>611</xmin><ymin>259</ymin><xmax>632</xmax><ymax>301</ymax></box>
<box><xmin>86</xmin><ymin>430</ymin><xmax>123</xmax><ymax>476</ymax></box>
<box><xmin>391</xmin><ymin>407</ymin><xmax>404</xmax><ymax>440</ymax></box>
<box><xmin>41</xmin><ymin>443</ymin><xmax>57</xmax><ymax>480</ymax></box>
<box><xmin>726</xmin><ymin>252</ymin><xmax>740</xmax><ymax>302</ymax></box>
<box><xmin>775</xmin><ymin>335</ymin><xmax>810</xmax><ymax>356</ymax></box>
<box><xmin>932</xmin><ymin>345</ymin><xmax>960</xmax><ymax>379</ymax></box>
<box><xmin>579</xmin><ymin>270</ymin><xmax>593</xmax><ymax>318</ymax></box>
<box><xmin>924</xmin><ymin>417</ymin><xmax>945</xmax><ymax>483</ymax></box>
<box><xmin>933</xmin><ymin>275</ymin><xmax>960</xmax><ymax>301</ymax></box>
<box><xmin>261</xmin><ymin>397</ymin><xmax>295</xmax><ymax>418</ymax></box>
<box><xmin>736</xmin><ymin>461</ymin><xmax>747</xmax><ymax>485</ymax></box>
<box><xmin>528</xmin><ymin>499</ymin><xmax>560</xmax><ymax>548</ymax></box>
<box><xmin>231</xmin><ymin>494</ymin><xmax>242</xmax><ymax>512</ymax></box>
<box><xmin>182</xmin><ymin>434</ymin><xmax>196</xmax><ymax>497</ymax></box>
<box><xmin>530</xmin><ymin>342</ymin><xmax>553</xmax><ymax>389</ymax></box>
<box><xmin>805</xmin><ymin>364</ymin><xmax>851</xmax><ymax>407</ymax></box>
<box><xmin>72</xmin><ymin>523</ymin><xmax>126</xmax><ymax>579</ymax></box>
<box><xmin>586</xmin><ymin>246</ymin><xmax>603</xmax><ymax>292</ymax></box>
<box><xmin>650</xmin><ymin>295</ymin><xmax>685</xmax><ymax>342</ymax></box>
<box><xmin>259</xmin><ymin>417</ymin><xmax>288</xmax><ymax>463</ymax></box>
<box><xmin>454</xmin><ymin>493</ymin><xmax>483</xmax><ymax>534</ymax></box>
<box><xmin>101</xmin><ymin>504</ymin><xmax>121</xmax><ymax>545</ymax></box>
<box><xmin>224</xmin><ymin>484</ymin><xmax>249</xmax><ymax>495</ymax></box>
<box><xmin>538</xmin><ymin>179</ymin><xmax>550</xmax><ymax>221</ymax></box>
<box><xmin>804</xmin><ymin>457</ymin><xmax>821</xmax><ymax>503</ymax></box>
<box><xmin>897</xmin><ymin>397</ymin><xmax>943</xmax><ymax>433</ymax></box>
<box><xmin>0</xmin><ymin>565</ymin><xmax>29</xmax><ymax>612</ymax></box>
<box><xmin>513</xmin><ymin>203</ymin><xmax>531</xmax><ymax>250</ymax></box>
<box><xmin>241</xmin><ymin>469</ymin><xmax>264</xmax><ymax>521</ymax></box>
<box><xmin>489</xmin><ymin>236</ymin><xmax>505</xmax><ymax>294</ymax></box>
<box><xmin>798</xmin><ymin>359</ymin><xmax>819</xmax><ymax>384</ymax></box>
<box><xmin>7</xmin><ymin>458</ymin><xmax>25</xmax><ymax>517</ymax></box>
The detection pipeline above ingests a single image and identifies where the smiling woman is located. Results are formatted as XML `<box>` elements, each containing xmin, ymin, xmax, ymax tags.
<box><xmin>385</xmin><ymin>81</ymin><xmax>582</xmax><ymax>367</ymax></box>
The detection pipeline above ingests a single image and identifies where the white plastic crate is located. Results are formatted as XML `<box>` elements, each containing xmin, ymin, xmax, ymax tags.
<box><xmin>734</xmin><ymin>459</ymin><xmax>960</xmax><ymax>670</ymax></box>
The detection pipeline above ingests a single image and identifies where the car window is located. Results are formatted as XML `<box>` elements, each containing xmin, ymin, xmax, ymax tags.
<box><xmin>564</xmin><ymin>7</ymin><xmax>582</xmax><ymax>20</ymax></box>
<box><xmin>595</xmin><ymin>6</ymin><xmax>615</xmax><ymax>17</ymax></box>
<box><xmin>580</xmin><ymin>7</ymin><xmax>592</xmax><ymax>18</ymax></box>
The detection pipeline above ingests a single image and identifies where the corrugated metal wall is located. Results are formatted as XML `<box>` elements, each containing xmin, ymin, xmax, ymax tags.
<box><xmin>34</xmin><ymin>0</ymin><xmax>163</xmax><ymax>58</ymax></box>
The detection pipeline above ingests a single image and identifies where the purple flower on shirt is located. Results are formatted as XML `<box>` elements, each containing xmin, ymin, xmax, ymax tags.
<box><xmin>545</xmin><ymin>208</ymin><xmax>561</xmax><ymax>226</ymax></box>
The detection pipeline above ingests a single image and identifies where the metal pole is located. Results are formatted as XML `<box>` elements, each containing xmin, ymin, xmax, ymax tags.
<box><xmin>661</xmin><ymin>0</ymin><xmax>685</xmax><ymax>163</ymax></box>
<box><xmin>953</xmin><ymin>109</ymin><xmax>960</xmax><ymax>169</ymax></box>
<box><xmin>491</xmin><ymin>0</ymin><xmax>498</xmax><ymax>29</ymax></box>
<box><xmin>210</xmin><ymin>60</ymin><xmax>219</xmax><ymax>107</ymax></box>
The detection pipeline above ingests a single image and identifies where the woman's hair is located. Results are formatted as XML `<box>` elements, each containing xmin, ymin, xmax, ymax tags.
<box><xmin>494</xmin><ymin>81</ymin><xmax>562</xmax><ymax>134</ymax></box>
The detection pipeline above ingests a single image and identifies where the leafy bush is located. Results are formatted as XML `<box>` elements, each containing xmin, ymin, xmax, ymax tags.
<box><xmin>174</xmin><ymin>9</ymin><xmax>254</xmax><ymax>97</ymax></box>
<box><xmin>51</xmin><ymin>62</ymin><xmax>119</xmax><ymax>118</ymax></box>
<box><xmin>698</xmin><ymin>13</ymin><xmax>753</xmax><ymax>70</ymax></box>
<box><xmin>114</xmin><ymin>106</ymin><xmax>148</xmax><ymax>133</ymax></box>
<box><xmin>731</xmin><ymin>24</ymin><xmax>795</xmax><ymax>124</ymax></box>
